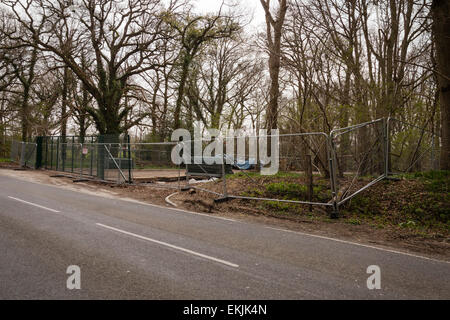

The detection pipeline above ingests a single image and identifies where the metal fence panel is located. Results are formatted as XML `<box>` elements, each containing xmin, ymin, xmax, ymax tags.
<box><xmin>330</xmin><ymin>119</ymin><xmax>387</xmax><ymax>207</ymax></box>
<box><xmin>10</xmin><ymin>140</ymin><xmax>20</xmax><ymax>162</ymax></box>
<box><xmin>331</xmin><ymin>119</ymin><xmax>387</xmax><ymax>175</ymax></box>
<box><xmin>120</xmin><ymin>142</ymin><xmax>181</xmax><ymax>187</ymax></box>
<box><xmin>10</xmin><ymin>140</ymin><xmax>37</xmax><ymax>168</ymax></box>
<box><xmin>177</xmin><ymin>132</ymin><xmax>334</xmax><ymax>208</ymax></box>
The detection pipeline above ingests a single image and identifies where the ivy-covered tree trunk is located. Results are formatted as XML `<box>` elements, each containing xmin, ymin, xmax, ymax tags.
<box><xmin>174</xmin><ymin>54</ymin><xmax>191</xmax><ymax>130</ymax></box>
<box><xmin>432</xmin><ymin>0</ymin><xmax>450</xmax><ymax>170</ymax></box>
<box><xmin>94</xmin><ymin>81</ymin><xmax>125</xmax><ymax>179</ymax></box>
<box><xmin>21</xmin><ymin>86</ymin><xmax>30</xmax><ymax>142</ymax></box>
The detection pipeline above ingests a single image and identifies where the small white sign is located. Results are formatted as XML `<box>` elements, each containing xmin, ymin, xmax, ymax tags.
<box><xmin>82</xmin><ymin>148</ymin><xmax>88</xmax><ymax>155</ymax></box>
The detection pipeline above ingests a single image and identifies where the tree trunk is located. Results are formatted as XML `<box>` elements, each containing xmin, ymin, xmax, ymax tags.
<box><xmin>260</xmin><ymin>0</ymin><xmax>288</xmax><ymax>131</ymax></box>
<box><xmin>21</xmin><ymin>88</ymin><xmax>29</xmax><ymax>142</ymax></box>
<box><xmin>267</xmin><ymin>54</ymin><xmax>280</xmax><ymax>130</ymax></box>
<box><xmin>174</xmin><ymin>55</ymin><xmax>191</xmax><ymax>130</ymax></box>
<box><xmin>432</xmin><ymin>0</ymin><xmax>450</xmax><ymax>170</ymax></box>
<box><xmin>260</xmin><ymin>0</ymin><xmax>287</xmax><ymax>162</ymax></box>
<box><xmin>61</xmin><ymin>66</ymin><xmax>69</xmax><ymax>171</ymax></box>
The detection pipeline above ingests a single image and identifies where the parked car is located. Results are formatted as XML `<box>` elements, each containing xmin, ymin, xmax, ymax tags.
<box><xmin>233</xmin><ymin>158</ymin><xmax>256</xmax><ymax>170</ymax></box>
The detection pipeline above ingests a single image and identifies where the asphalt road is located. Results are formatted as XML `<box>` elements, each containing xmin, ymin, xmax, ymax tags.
<box><xmin>0</xmin><ymin>172</ymin><xmax>449</xmax><ymax>299</ymax></box>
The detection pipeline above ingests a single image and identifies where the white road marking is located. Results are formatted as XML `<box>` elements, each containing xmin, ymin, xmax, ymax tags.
<box><xmin>266</xmin><ymin>227</ymin><xmax>450</xmax><ymax>265</ymax></box>
<box><xmin>8</xmin><ymin>196</ymin><xmax>61</xmax><ymax>213</ymax></box>
<box><xmin>96</xmin><ymin>223</ymin><xmax>239</xmax><ymax>268</ymax></box>
<box><xmin>164</xmin><ymin>192</ymin><xmax>178</xmax><ymax>207</ymax></box>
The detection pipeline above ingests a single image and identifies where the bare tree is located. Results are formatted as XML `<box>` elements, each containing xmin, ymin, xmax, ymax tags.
<box><xmin>5</xmin><ymin>0</ymin><xmax>176</xmax><ymax>135</ymax></box>
<box><xmin>187</xmin><ymin>36</ymin><xmax>262</xmax><ymax>129</ymax></box>
<box><xmin>0</xmin><ymin>16</ymin><xmax>15</xmax><ymax>94</ymax></box>
<box><xmin>167</xmin><ymin>3</ymin><xmax>240</xmax><ymax>130</ymax></box>
<box><xmin>32</xmin><ymin>71</ymin><xmax>62</xmax><ymax>136</ymax></box>
<box><xmin>139</xmin><ymin>36</ymin><xmax>179</xmax><ymax>140</ymax></box>
<box><xmin>260</xmin><ymin>0</ymin><xmax>288</xmax><ymax>130</ymax></box>
<box><xmin>2</xmin><ymin>31</ymin><xmax>40</xmax><ymax>141</ymax></box>
<box><xmin>70</xmin><ymin>53</ymin><xmax>94</xmax><ymax>142</ymax></box>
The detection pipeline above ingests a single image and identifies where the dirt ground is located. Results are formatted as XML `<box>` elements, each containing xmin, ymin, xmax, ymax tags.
<box><xmin>1</xmin><ymin>165</ymin><xmax>449</xmax><ymax>261</ymax></box>
<box><xmin>132</xmin><ymin>169</ymin><xmax>184</xmax><ymax>180</ymax></box>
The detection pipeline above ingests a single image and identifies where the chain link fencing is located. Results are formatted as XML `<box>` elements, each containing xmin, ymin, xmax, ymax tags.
<box><xmin>10</xmin><ymin>140</ymin><xmax>37</xmax><ymax>168</ymax></box>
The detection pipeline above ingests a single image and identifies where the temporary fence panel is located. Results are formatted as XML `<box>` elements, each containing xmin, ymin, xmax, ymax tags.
<box><xmin>127</xmin><ymin>142</ymin><xmax>182</xmax><ymax>189</ymax></box>
<box><xmin>179</xmin><ymin>133</ymin><xmax>334</xmax><ymax>208</ymax></box>
<box><xmin>131</xmin><ymin>143</ymin><xmax>177</xmax><ymax>170</ymax></box>
<box><xmin>10</xmin><ymin>140</ymin><xmax>20</xmax><ymax>163</ymax></box>
<box><xmin>10</xmin><ymin>140</ymin><xmax>37</xmax><ymax>168</ymax></box>
<box><xmin>102</xmin><ymin>143</ymin><xmax>132</xmax><ymax>183</ymax></box>
<box><xmin>330</xmin><ymin>118</ymin><xmax>387</xmax><ymax>207</ymax></box>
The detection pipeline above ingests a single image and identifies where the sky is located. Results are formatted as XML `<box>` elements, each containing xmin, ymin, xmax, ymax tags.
<box><xmin>1</xmin><ymin>0</ymin><xmax>267</xmax><ymax>33</ymax></box>
<box><xmin>192</xmin><ymin>0</ymin><xmax>266</xmax><ymax>32</ymax></box>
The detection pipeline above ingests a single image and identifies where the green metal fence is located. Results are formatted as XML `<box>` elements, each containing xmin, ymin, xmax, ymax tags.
<box><xmin>40</xmin><ymin>134</ymin><xmax>132</xmax><ymax>183</ymax></box>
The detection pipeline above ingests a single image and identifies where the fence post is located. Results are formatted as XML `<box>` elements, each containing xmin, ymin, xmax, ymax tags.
<box><xmin>182</xmin><ymin>141</ymin><xmax>191</xmax><ymax>190</ymax></box>
<box><xmin>305</xmin><ymin>154</ymin><xmax>313</xmax><ymax>212</ymax></box>
<box><xmin>35</xmin><ymin>136</ymin><xmax>43</xmax><ymax>169</ymax></box>
<box><xmin>71</xmin><ymin>137</ymin><xmax>75</xmax><ymax>173</ymax></box>
<box><xmin>50</xmin><ymin>138</ymin><xmax>54</xmax><ymax>169</ymax></box>
<box><xmin>19</xmin><ymin>142</ymin><xmax>26</xmax><ymax>167</ymax></box>
<box><xmin>44</xmin><ymin>137</ymin><xmax>48</xmax><ymax>169</ymax></box>
<box><xmin>328</xmin><ymin>134</ymin><xmax>339</xmax><ymax>218</ymax></box>
<box><xmin>97</xmin><ymin>135</ymin><xmax>105</xmax><ymax>180</ymax></box>
<box><xmin>178</xmin><ymin>163</ymin><xmax>181</xmax><ymax>191</ymax></box>
<box><xmin>80</xmin><ymin>143</ymin><xmax>84</xmax><ymax>178</ymax></box>
<box><xmin>62</xmin><ymin>137</ymin><xmax>66</xmax><ymax>172</ymax></box>
<box><xmin>221</xmin><ymin>155</ymin><xmax>228</xmax><ymax>198</ymax></box>
<box><xmin>56</xmin><ymin>137</ymin><xmax>60</xmax><ymax>171</ymax></box>
<box><xmin>117</xmin><ymin>154</ymin><xmax>121</xmax><ymax>184</ymax></box>
<box><xmin>127</xmin><ymin>134</ymin><xmax>132</xmax><ymax>184</ymax></box>
<box><xmin>384</xmin><ymin>118</ymin><xmax>389</xmax><ymax>178</ymax></box>
<box><xmin>90</xmin><ymin>136</ymin><xmax>94</xmax><ymax>176</ymax></box>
